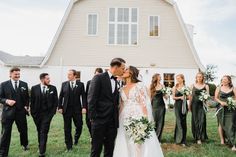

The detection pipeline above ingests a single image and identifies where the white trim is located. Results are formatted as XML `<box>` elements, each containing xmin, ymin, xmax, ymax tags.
<box><xmin>107</xmin><ymin>7</ymin><xmax>139</xmax><ymax>46</ymax></box>
<box><xmin>172</xmin><ymin>2</ymin><xmax>205</xmax><ymax>71</ymax></box>
<box><xmin>0</xmin><ymin>59</ymin><xmax>5</xmax><ymax>66</ymax></box>
<box><xmin>148</xmin><ymin>15</ymin><xmax>160</xmax><ymax>38</ymax></box>
<box><xmin>87</xmin><ymin>13</ymin><xmax>99</xmax><ymax>36</ymax></box>
<box><xmin>39</xmin><ymin>0</ymin><xmax>75</xmax><ymax>67</ymax></box>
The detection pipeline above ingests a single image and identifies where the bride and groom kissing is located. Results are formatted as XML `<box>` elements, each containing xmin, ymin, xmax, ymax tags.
<box><xmin>88</xmin><ymin>58</ymin><xmax>163</xmax><ymax>157</ymax></box>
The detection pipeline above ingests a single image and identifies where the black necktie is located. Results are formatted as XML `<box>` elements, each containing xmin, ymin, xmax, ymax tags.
<box><xmin>71</xmin><ymin>81</ymin><xmax>74</xmax><ymax>89</ymax></box>
<box><xmin>14</xmin><ymin>81</ymin><xmax>18</xmax><ymax>91</ymax></box>
<box><xmin>43</xmin><ymin>86</ymin><xmax>46</xmax><ymax>94</ymax></box>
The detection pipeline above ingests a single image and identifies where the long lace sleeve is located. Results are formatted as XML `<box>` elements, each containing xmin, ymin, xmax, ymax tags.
<box><xmin>119</xmin><ymin>96</ymin><xmax>124</xmax><ymax>114</ymax></box>
<box><xmin>135</xmin><ymin>83</ymin><xmax>154</xmax><ymax>121</ymax></box>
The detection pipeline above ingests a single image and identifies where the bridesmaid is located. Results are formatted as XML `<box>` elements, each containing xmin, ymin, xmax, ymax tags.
<box><xmin>150</xmin><ymin>73</ymin><xmax>167</xmax><ymax>142</ymax></box>
<box><xmin>215</xmin><ymin>75</ymin><xmax>236</xmax><ymax>151</ymax></box>
<box><xmin>189</xmin><ymin>72</ymin><xmax>209</xmax><ymax>144</ymax></box>
<box><xmin>172</xmin><ymin>74</ymin><xmax>188</xmax><ymax>146</ymax></box>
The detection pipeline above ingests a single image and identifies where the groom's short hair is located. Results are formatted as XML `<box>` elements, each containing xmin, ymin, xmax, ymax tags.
<box><xmin>110</xmin><ymin>58</ymin><xmax>126</xmax><ymax>67</ymax></box>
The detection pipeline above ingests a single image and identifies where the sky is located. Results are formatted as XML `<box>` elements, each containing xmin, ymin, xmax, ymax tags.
<box><xmin>0</xmin><ymin>0</ymin><xmax>235</xmax><ymax>79</ymax></box>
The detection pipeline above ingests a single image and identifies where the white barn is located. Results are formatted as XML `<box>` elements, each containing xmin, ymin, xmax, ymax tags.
<box><xmin>0</xmin><ymin>0</ymin><xmax>204</xmax><ymax>89</ymax></box>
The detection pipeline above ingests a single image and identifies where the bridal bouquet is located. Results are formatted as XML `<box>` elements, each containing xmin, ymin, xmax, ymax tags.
<box><xmin>199</xmin><ymin>90</ymin><xmax>211</xmax><ymax>112</ymax></box>
<box><xmin>124</xmin><ymin>116</ymin><xmax>155</xmax><ymax>144</ymax></box>
<box><xmin>227</xmin><ymin>97</ymin><xmax>236</xmax><ymax>111</ymax></box>
<box><xmin>161</xmin><ymin>87</ymin><xmax>172</xmax><ymax>96</ymax></box>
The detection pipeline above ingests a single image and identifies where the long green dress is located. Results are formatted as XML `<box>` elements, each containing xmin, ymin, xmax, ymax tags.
<box><xmin>152</xmin><ymin>90</ymin><xmax>166</xmax><ymax>142</ymax></box>
<box><xmin>174</xmin><ymin>90</ymin><xmax>188</xmax><ymax>144</ymax></box>
<box><xmin>217</xmin><ymin>89</ymin><xmax>235</xmax><ymax>146</ymax></box>
<box><xmin>191</xmin><ymin>86</ymin><xmax>208</xmax><ymax>141</ymax></box>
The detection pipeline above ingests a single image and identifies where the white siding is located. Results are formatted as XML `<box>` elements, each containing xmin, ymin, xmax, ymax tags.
<box><xmin>45</xmin><ymin>0</ymin><xmax>200</xmax><ymax>69</ymax></box>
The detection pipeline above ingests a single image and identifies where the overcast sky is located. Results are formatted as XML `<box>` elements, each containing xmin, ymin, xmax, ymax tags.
<box><xmin>0</xmin><ymin>0</ymin><xmax>235</xmax><ymax>79</ymax></box>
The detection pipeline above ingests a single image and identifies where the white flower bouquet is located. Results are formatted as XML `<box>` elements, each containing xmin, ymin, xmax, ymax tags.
<box><xmin>179</xmin><ymin>86</ymin><xmax>191</xmax><ymax>114</ymax></box>
<box><xmin>227</xmin><ymin>97</ymin><xmax>236</xmax><ymax>111</ymax></box>
<box><xmin>199</xmin><ymin>90</ymin><xmax>211</xmax><ymax>102</ymax></box>
<box><xmin>180</xmin><ymin>86</ymin><xmax>191</xmax><ymax>96</ymax></box>
<box><xmin>199</xmin><ymin>90</ymin><xmax>211</xmax><ymax>112</ymax></box>
<box><xmin>124</xmin><ymin>116</ymin><xmax>155</xmax><ymax>144</ymax></box>
<box><xmin>161</xmin><ymin>87</ymin><xmax>172</xmax><ymax>96</ymax></box>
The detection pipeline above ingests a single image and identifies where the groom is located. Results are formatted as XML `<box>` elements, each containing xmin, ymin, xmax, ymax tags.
<box><xmin>88</xmin><ymin>58</ymin><xmax>126</xmax><ymax>157</ymax></box>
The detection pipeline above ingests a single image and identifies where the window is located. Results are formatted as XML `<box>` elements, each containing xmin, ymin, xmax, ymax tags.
<box><xmin>149</xmin><ymin>16</ymin><xmax>159</xmax><ymax>36</ymax></box>
<box><xmin>163</xmin><ymin>73</ymin><xmax>175</xmax><ymax>87</ymax></box>
<box><xmin>109</xmin><ymin>8</ymin><xmax>138</xmax><ymax>45</ymax></box>
<box><xmin>88</xmin><ymin>14</ymin><xmax>98</xmax><ymax>35</ymax></box>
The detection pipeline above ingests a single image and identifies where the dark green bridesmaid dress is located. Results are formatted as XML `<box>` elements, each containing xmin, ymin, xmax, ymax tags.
<box><xmin>174</xmin><ymin>90</ymin><xmax>188</xmax><ymax>144</ymax></box>
<box><xmin>191</xmin><ymin>86</ymin><xmax>208</xmax><ymax>141</ymax></box>
<box><xmin>217</xmin><ymin>89</ymin><xmax>235</xmax><ymax>145</ymax></box>
<box><xmin>152</xmin><ymin>90</ymin><xmax>166</xmax><ymax>142</ymax></box>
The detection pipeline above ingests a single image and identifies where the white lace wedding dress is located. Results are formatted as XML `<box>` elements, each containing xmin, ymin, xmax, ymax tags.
<box><xmin>113</xmin><ymin>82</ymin><xmax>164</xmax><ymax>157</ymax></box>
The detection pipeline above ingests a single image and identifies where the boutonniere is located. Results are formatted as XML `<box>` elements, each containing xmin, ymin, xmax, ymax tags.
<box><xmin>45</xmin><ymin>87</ymin><xmax>50</xmax><ymax>93</ymax></box>
<box><xmin>50</xmin><ymin>91</ymin><xmax>54</xmax><ymax>94</ymax></box>
<box><xmin>75</xmin><ymin>84</ymin><xmax>78</xmax><ymax>88</ymax></box>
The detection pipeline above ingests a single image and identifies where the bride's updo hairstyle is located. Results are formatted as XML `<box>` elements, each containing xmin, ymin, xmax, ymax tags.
<box><xmin>129</xmin><ymin>66</ymin><xmax>141</xmax><ymax>83</ymax></box>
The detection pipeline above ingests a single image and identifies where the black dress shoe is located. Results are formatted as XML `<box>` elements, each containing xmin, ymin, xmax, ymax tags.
<box><xmin>39</xmin><ymin>153</ymin><xmax>45</xmax><ymax>157</ymax></box>
<box><xmin>74</xmin><ymin>140</ymin><xmax>78</xmax><ymax>145</ymax></box>
<box><xmin>22</xmin><ymin>145</ymin><xmax>29</xmax><ymax>151</ymax></box>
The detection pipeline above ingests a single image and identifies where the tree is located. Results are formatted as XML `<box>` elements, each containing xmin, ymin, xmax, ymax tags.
<box><xmin>204</xmin><ymin>64</ymin><xmax>218</xmax><ymax>83</ymax></box>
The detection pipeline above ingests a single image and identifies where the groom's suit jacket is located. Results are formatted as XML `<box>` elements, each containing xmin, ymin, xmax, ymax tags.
<box><xmin>88</xmin><ymin>71</ymin><xmax>119</xmax><ymax>128</ymax></box>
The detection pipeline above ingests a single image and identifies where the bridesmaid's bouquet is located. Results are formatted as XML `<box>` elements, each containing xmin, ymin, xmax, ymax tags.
<box><xmin>179</xmin><ymin>86</ymin><xmax>191</xmax><ymax>114</ymax></box>
<box><xmin>199</xmin><ymin>90</ymin><xmax>211</xmax><ymax>112</ymax></box>
<box><xmin>226</xmin><ymin>97</ymin><xmax>236</xmax><ymax>111</ymax></box>
<box><xmin>180</xmin><ymin>86</ymin><xmax>191</xmax><ymax>96</ymax></box>
<box><xmin>124</xmin><ymin>116</ymin><xmax>155</xmax><ymax>144</ymax></box>
<box><xmin>161</xmin><ymin>87</ymin><xmax>172</xmax><ymax>96</ymax></box>
<box><xmin>199</xmin><ymin>90</ymin><xmax>211</xmax><ymax>102</ymax></box>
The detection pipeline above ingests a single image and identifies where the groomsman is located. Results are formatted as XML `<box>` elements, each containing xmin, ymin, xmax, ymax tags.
<box><xmin>30</xmin><ymin>73</ymin><xmax>58</xmax><ymax>157</ymax></box>
<box><xmin>85</xmin><ymin>68</ymin><xmax>103</xmax><ymax>136</ymax></box>
<box><xmin>58</xmin><ymin>69</ymin><xmax>86</xmax><ymax>151</ymax></box>
<box><xmin>0</xmin><ymin>67</ymin><xmax>29</xmax><ymax>157</ymax></box>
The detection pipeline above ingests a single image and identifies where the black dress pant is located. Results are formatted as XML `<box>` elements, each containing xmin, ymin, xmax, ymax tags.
<box><xmin>33</xmin><ymin>112</ymin><xmax>53</xmax><ymax>155</ymax></box>
<box><xmin>90</xmin><ymin>121</ymin><xmax>117</xmax><ymax>157</ymax></box>
<box><xmin>86</xmin><ymin>112</ymin><xmax>91</xmax><ymax>137</ymax></box>
<box><xmin>63</xmin><ymin>107</ymin><xmax>83</xmax><ymax>149</ymax></box>
<box><xmin>0</xmin><ymin>110</ymin><xmax>28</xmax><ymax>157</ymax></box>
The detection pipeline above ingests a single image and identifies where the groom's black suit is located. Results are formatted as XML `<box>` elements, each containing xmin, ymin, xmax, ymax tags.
<box><xmin>88</xmin><ymin>71</ymin><xmax>119</xmax><ymax>157</ymax></box>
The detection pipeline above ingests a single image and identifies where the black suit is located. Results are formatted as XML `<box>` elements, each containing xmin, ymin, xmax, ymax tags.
<box><xmin>30</xmin><ymin>84</ymin><xmax>58</xmax><ymax>155</ymax></box>
<box><xmin>85</xmin><ymin>80</ymin><xmax>91</xmax><ymax>136</ymax></box>
<box><xmin>58</xmin><ymin>80</ymin><xmax>86</xmax><ymax>149</ymax></box>
<box><xmin>0</xmin><ymin>80</ymin><xmax>29</xmax><ymax>157</ymax></box>
<box><xmin>88</xmin><ymin>72</ymin><xmax>119</xmax><ymax>157</ymax></box>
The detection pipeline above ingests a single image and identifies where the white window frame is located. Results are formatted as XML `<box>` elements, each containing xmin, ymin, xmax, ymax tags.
<box><xmin>148</xmin><ymin>15</ymin><xmax>160</xmax><ymax>37</ymax></box>
<box><xmin>87</xmin><ymin>13</ymin><xmax>98</xmax><ymax>36</ymax></box>
<box><xmin>108</xmin><ymin>8</ymin><xmax>139</xmax><ymax>46</ymax></box>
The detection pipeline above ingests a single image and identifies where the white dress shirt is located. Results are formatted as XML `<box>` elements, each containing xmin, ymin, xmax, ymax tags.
<box><xmin>40</xmin><ymin>84</ymin><xmax>47</xmax><ymax>93</ymax></box>
<box><xmin>70</xmin><ymin>80</ymin><xmax>76</xmax><ymax>89</ymax></box>
<box><xmin>11</xmin><ymin>79</ymin><xmax>19</xmax><ymax>90</ymax></box>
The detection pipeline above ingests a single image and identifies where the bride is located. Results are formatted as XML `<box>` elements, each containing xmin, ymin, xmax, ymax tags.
<box><xmin>113</xmin><ymin>66</ymin><xmax>164</xmax><ymax>157</ymax></box>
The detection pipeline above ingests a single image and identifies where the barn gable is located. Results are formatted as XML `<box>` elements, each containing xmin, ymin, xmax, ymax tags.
<box><xmin>38</xmin><ymin>0</ymin><xmax>204</xmax><ymax>70</ymax></box>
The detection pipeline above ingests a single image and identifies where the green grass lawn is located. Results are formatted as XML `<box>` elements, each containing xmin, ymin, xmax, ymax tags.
<box><xmin>3</xmin><ymin>110</ymin><xmax>236</xmax><ymax>157</ymax></box>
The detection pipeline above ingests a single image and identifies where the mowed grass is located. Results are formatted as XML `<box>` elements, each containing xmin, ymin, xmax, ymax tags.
<box><xmin>3</xmin><ymin>110</ymin><xmax>236</xmax><ymax>157</ymax></box>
